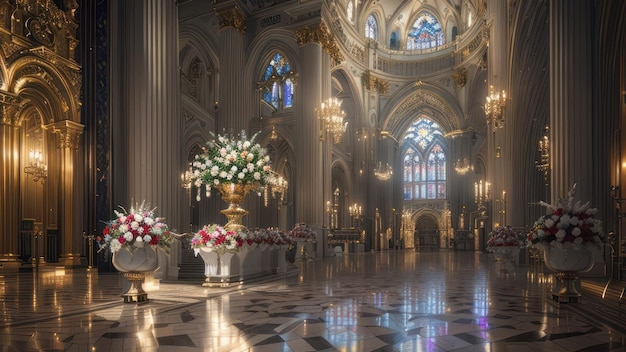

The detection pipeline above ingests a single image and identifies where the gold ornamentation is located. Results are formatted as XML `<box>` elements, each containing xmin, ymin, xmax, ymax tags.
<box><xmin>295</xmin><ymin>21</ymin><xmax>344</xmax><ymax>65</ymax></box>
<box><xmin>215</xmin><ymin>6</ymin><xmax>246</xmax><ymax>34</ymax></box>
<box><xmin>361</xmin><ymin>70</ymin><xmax>389</xmax><ymax>95</ymax></box>
<box><xmin>48</xmin><ymin>120</ymin><xmax>83</xmax><ymax>150</ymax></box>
<box><xmin>453</xmin><ymin>68</ymin><xmax>467</xmax><ymax>89</ymax></box>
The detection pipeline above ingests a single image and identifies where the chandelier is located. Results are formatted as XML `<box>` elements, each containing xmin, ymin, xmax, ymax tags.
<box><xmin>24</xmin><ymin>150</ymin><xmax>48</xmax><ymax>184</ymax></box>
<box><xmin>374</xmin><ymin>162</ymin><xmax>393</xmax><ymax>181</ymax></box>
<box><xmin>349</xmin><ymin>203</ymin><xmax>362</xmax><ymax>218</ymax></box>
<box><xmin>474</xmin><ymin>179</ymin><xmax>491</xmax><ymax>205</ymax></box>
<box><xmin>265</xmin><ymin>171</ymin><xmax>288</xmax><ymax>208</ymax></box>
<box><xmin>316</xmin><ymin>97</ymin><xmax>347</xmax><ymax>144</ymax></box>
<box><xmin>484</xmin><ymin>85</ymin><xmax>507</xmax><ymax>132</ymax></box>
<box><xmin>454</xmin><ymin>158</ymin><xmax>473</xmax><ymax>175</ymax></box>
<box><xmin>535</xmin><ymin>127</ymin><xmax>550</xmax><ymax>182</ymax></box>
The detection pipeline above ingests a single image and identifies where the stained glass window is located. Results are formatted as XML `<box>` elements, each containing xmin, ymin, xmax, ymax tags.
<box><xmin>260</xmin><ymin>52</ymin><xmax>295</xmax><ymax>110</ymax></box>
<box><xmin>406</xmin><ymin>12</ymin><xmax>444</xmax><ymax>50</ymax></box>
<box><xmin>403</xmin><ymin>118</ymin><xmax>447</xmax><ymax>200</ymax></box>
<box><xmin>365</xmin><ymin>15</ymin><xmax>377</xmax><ymax>40</ymax></box>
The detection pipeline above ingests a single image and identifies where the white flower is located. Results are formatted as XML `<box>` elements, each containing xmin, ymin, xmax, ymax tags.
<box><xmin>144</xmin><ymin>217</ymin><xmax>154</xmax><ymax>226</ymax></box>
<box><xmin>571</xmin><ymin>227</ymin><xmax>581</xmax><ymax>237</ymax></box>
<box><xmin>110</xmin><ymin>238</ymin><xmax>122</xmax><ymax>252</ymax></box>
<box><xmin>134</xmin><ymin>214</ymin><xmax>143</xmax><ymax>222</ymax></box>
<box><xmin>137</xmin><ymin>226</ymin><xmax>144</xmax><ymax>234</ymax></box>
<box><xmin>544</xmin><ymin>218</ymin><xmax>554</xmax><ymax>228</ymax></box>
<box><xmin>143</xmin><ymin>234</ymin><xmax>152</xmax><ymax>243</ymax></box>
<box><xmin>120</xmin><ymin>224</ymin><xmax>129</xmax><ymax>233</ymax></box>
<box><xmin>559</xmin><ymin>214</ymin><xmax>570</xmax><ymax>227</ymax></box>
<box><xmin>555</xmin><ymin>229</ymin><xmax>566</xmax><ymax>240</ymax></box>
<box><xmin>254</xmin><ymin>172</ymin><xmax>261</xmax><ymax>180</ymax></box>
<box><xmin>238</xmin><ymin>172</ymin><xmax>245</xmax><ymax>179</ymax></box>
<box><xmin>131</xmin><ymin>221</ymin><xmax>139</xmax><ymax>230</ymax></box>
<box><xmin>124</xmin><ymin>232</ymin><xmax>134</xmax><ymax>242</ymax></box>
<box><xmin>243</xmin><ymin>141</ymin><xmax>251</xmax><ymax>149</ymax></box>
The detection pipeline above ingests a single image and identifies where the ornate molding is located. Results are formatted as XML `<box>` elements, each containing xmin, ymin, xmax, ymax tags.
<box><xmin>47</xmin><ymin>120</ymin><xmax>83</xmax><ymax>150</ymax></box>
<box><xmin>361</xmin><ymin>70</ymin><xmax>389</xmax><ymax>95</ymax></box>
<box><xmin>215</xmin><ymin>6</ymin><xmax>246</xmax><ymax>34</ymax></box>
<box><xmin>13</xmin><ymin>62</ymin><xmax>70</xmax><ymax>113</ymax></box>
<box><xmin>295</xmin><ymin>21</ymin><xmax>344</xmax><ymax>65</ymax></box>
<box><xmin>390</xmin><ymin>91</ymin><xmax>454</xmax><ymax>130</ymax></box>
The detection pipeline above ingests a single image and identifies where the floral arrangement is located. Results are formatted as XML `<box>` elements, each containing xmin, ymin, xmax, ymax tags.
<box><xmin>191</xmin><ymin>130</ymin><xmax>272</xmax><ymax>200</ymax></box>
<box><xmin>487</xmin><ymin>226</ymin><xmax>523</xmax><ymax>248</ymax></box>
<box><xmin>288</xmin><ymin>223</ymin><xmax>317</xmax><ymax>241</ymax></box>
<box><xmin>248</xmin><ymin>228</ymin><xmax>292</xmax><ymax>248</ymax></box>
<box><xmin>99</xmin><ymin>201</ymin><xmax>172</xmax><ymax>254</ymax></box>
<box><xmin>191</xmin><ymin>224</ymin><xmax>246</xmax><ymax>254</ymax></box>
<box><xmin>527</xmin><ymin>184</ymin><xmax>604</xmax><ymax>249</ymax></box>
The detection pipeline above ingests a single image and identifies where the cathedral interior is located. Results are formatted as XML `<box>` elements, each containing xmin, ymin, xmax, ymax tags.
<box><xmin>1</xmin><ymin>0</ymin><xmax>626</xmax><ymax>351</ymax></box>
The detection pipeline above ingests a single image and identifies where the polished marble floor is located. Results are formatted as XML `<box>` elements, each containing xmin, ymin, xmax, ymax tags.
<box><xmin>1</xmin><ymin>250</ymin><xmax>625</xmax><ymax>352</ymax></box>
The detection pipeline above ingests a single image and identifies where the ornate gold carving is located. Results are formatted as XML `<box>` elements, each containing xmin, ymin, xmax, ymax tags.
<box><xmin>453</xmin><ymin>67</ymin><xmax>467</xmax><ymax>89</ymax></box>
<box><xmin>390</xmin><ymin>91</ymin><xmax>453</xmax><ymax>131</ymax></box>
<box><xmin>0</xmin><ymin>92</ymin><xmax>22</xmax><ymax>126</ymax></box>
<box><xmin>296</xmin><ymin>21</ymin><xmax>344</xmax><ymax>65</ymax></box>
<box><xmin>361</xmin><ymin>70</ymin><xmax>389</xmax><ymax>95</ymax></box>
<box><xmin>215</xmin><ymin>6</ymin><xmax>246</xmax><ymax>34</ymax></box>
<box><xmin>47</xmin><ymin>120</ymin><xmax>83</xmax><ymax>150</ymax></box>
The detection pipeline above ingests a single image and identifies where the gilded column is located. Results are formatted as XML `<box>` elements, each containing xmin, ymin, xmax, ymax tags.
<box><xmin>0</xmin><ymin>94</ymin><xmax>22</xmax><ymax>266</ymax></box>
<box><xmin>215</xmin><ymin>6</ymin><xmax>250</xmax><ymax>133</ymax></box>
<box><xmin>295</xmin><ymin>21</ymin><xmax>337</xmax><ymax>257</ymax></box>
<box><xmin>48</xmin><ymin>120</ymin><xmax>84</xmax><ymax>266</ymax></box>
<box><xmin>549</xmin><ymin>1</ymin><xmax>593</xmax><ymax>203</ymax></box>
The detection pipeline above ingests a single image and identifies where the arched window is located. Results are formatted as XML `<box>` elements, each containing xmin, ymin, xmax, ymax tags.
<box><xmin>406</xmin><ymin>12</ymin><xmax>445</xmax><ymax>50</ymax></box>
<box><xmin>346</xmin><ymin>0</ymin><xmax>354</xmax><ymax>23</ymax></box>
<box><xmin>258</xmin><ymin>52</ymin><xmax>295</xmax><ymax>110</ymax></box>
<box><xmin>365</xmin><ymin>14</ymin><xmax>377</xmax><ymax>40</ymax></box>
<box><xmin>403</xmin><ymin>118</ymin><xmax>447</xmax><ymax>200</ymax></box>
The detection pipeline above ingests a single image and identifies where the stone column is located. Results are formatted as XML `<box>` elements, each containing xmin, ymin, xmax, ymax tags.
<box><xmin>215</xmin><ymin>6</ymin><xmax>251</xmax><ymax>134</ymax></box>
<box><xmin>549</xmin><ymin>1</ymin><xmax>593</xmax><ymax>203</ymax></box>
<box><xmin>0</xmin><ymin>95</ymin><xmax>22</xmax><ymax>267</ymax></box>
<box><xmin>295</xmin><ymin>22</ymin><xmax>334</xmax><ymax>257</ymax></box>
<box><xmin>48</xmin><ymin>121</ymin><xmax>84</xmax><ymax>266</ymax></box>
<box><xmin>113</xmin><ymin>0</ymin><xmax>181</xmax><ymax>277</ymax></box>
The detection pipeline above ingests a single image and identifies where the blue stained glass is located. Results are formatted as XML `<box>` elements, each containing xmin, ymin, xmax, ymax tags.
<box><xmin>262</xmin><ymin>52</ymin><xmax>294</xmax><ymax>109</ymax></box>
<box><xmin>406</xmin><ymin>12</ymin><xmax>444</xmax><ymax>50</ymax></box>
<box><xmin>403</xmin><ymin>118</ymin><xmax>447</xmax><ymax>200</ymax></box>
<box><xmin>365</xmin><ymin>15</ymin><xmax>377</xmax><ymax>40</ymax></box>
<box><xmin>284</xmin><ymin>79</ymin><xmax>293</xmax><ymax>108</ymax></box>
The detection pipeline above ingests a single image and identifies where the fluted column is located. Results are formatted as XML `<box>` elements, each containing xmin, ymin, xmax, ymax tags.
<box><xmin>295</xmin><ymin>22</ymin><xmax>332</xmax><ymax>257</ymax></box>
<box><xmin>487</xmin><ymin>0</ymin><xmax>509</xmax><ymax>228</ymax></box>
<box><xmin>216</xmin><ymin>6</ymin><xmax>250</xmax><ymax>133</ymax></box>
<box><xmin>549</xmin><ymin>1</ymin><xmax>593</xmax><ymax>203</ymax></box>
<box><xmin>115</xmin><ymin>0</ymin><xmax>181</xmax><ymax>237</ymax></box>
<box><xmin>0</xmin><ymin>96</ymin><xmax>21</xmax><ymax>264</ymax></box>
<box><xmin>48</xmin><ymin>121</ymin><xmax>84</xmax><ymax>266</ymax></box>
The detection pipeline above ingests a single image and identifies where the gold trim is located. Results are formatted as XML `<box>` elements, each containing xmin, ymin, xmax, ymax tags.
<box><xmin>295</xmin><ymin>21</ymin><xmax>344</xmax><ymax>65</ymax></box>
<box><xmin>46</xmin><ymin>120</ymin><xmax>84</xmax><ymax>150</ymax></box>
<box><xmin>361</xmin><ymin>70</ymin><xmax>389</xmax><ymax>95</ymax></box>
<box><xmin>215</xmin><ymin>6</ymin><xmax>246</xmax><ymax>34</ymax></box>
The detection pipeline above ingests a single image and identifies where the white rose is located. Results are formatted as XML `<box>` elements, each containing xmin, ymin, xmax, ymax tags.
<box><xmin>544</xmin><ymin>218</ymin><xmax>554</xmax><ymax>228</ymax></box>
<box><xmin>238</xmin><ymin>172</ymin><xmax>245</xmax><ymax>179</ymax></box>
<box><xmin>134</xmin><ymin>214</ymin><xmax>143</xmax><ymax>222</ymax></box>
<box><xmin>254</xmin><ymin>172</ymin><xmax>261</xmax><ymax>180</ymax></box>
<box><xmin>120</xmin><ymin>224</ymin><xmax>129</xmax><ymax>233</ymax></box>
<box><xmin>213</xmin><ymin>179</ymin><xmax>220</xmax><ymax>185</ymax></box>
<box><xmin>220</xmin><ymin>171</ymin><xmax>227</xmax><ymax>178</ymax></box>
<box><xmin>144</xmin><ymin>217</ymin><xmax>154</xmax><ymax>226</ymax></box>
<box><xmin>571</xmin><ymin>227</ymin><xmax>581</xmax><ymax>237</ymax></box>
<box><xmin>143</xmin><ymin>234</ymin><xmax>152</xmax><ymax>243</ymax></box>
<box><xmin>243</xmin><ymin>141</ymin><xmax>251</xmax><ymax>149</ymax></box>
<box><xmin>137</xmin><ymin>226</ymin><xmax>144</xmax><ymax>234</ymax></box>
<box><xmin>559</xmin><ymin>214</ymin><xmax>570</xmax><ymax>226</ymax></box>
<box><xmin>555</xmin><ymin>229</ymin><xmax>566</xmax><ymax>240</ymax></box>
<box><xmin>231</xmin><ymin>166</ymin><xmax>238</xmax><ymax>172</ymax></box>
<box><xmin>131</xmin><ymin>221</ymin><xmax>139</xmax><ymax>230</ymax></box>
<box><xmin>124</xmin><ymin>232</ymin><xmax>134</xmax><ymax>242</ymax></box>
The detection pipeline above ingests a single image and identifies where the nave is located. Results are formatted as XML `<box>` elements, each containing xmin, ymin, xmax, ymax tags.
<box><xmin>1</xmin><ymin>250</ymin><xmax>625</xmax><ymax>352</ymax></box>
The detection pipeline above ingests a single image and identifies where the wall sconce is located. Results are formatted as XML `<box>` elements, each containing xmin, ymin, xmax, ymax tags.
<box><xmin>484</xmin><ymin>85</ymin><xmax>507</xmax><ymax>132</ymax></box>
<box><xmin>535</xmin><ymin>126</ymin><xmax>550</xmax><ymax>185</ymax></box>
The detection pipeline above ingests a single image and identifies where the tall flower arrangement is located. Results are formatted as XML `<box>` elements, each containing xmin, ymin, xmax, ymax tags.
<box><xmin>527</xmin><ymin>184</ymin><xmax>604</xmax><ymax>249</ymax></box>
<box><xmin>487</xmin><ymin>226</ymin><xmax>523</xmax><ymax>248</ymax></box>
<box><xmin>99</xmin><ymin>201</ymin><xmax>172</xmax><ymax>254</ymax></box>
<box><xmin>191</xmin><ymin>130</ymin><xmax>272</xmax><ymax>200</ymax></box>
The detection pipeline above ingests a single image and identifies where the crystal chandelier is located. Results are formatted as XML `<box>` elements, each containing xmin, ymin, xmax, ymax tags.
<box><xmin>484</xmin><ymin>85</ymin><xmax>507</xmax><ymax>132</ymax></box>
<box><xmin>265</xmin><ymin>171</ymin><xmax>288</xmax><ymax>208</ymax></box>
<box><xmin>24</xmin><ymin>150</ymin><xmax>48</xmax><ymax>184</ymax></box>
<box><xmin>316</xmin><ymin>97</ymin><xmax>347</xmax><ymax>144</ymax></box>
<box><xmin>374</xmin><ymin>162</ymin><xmax>393</xmax><ymax>181</ymax></box>
<box><xmin>454</xmin><ymin>158</ymin><xmax>473</xmax><ymax>175</ymax></box>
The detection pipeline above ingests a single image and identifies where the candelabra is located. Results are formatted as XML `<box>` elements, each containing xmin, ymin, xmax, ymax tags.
<box><xmin>180</xmin><ymin>167</ymin><xmax>194</xmax><ymax>232</ymax></box>
<box><xmin>484</xmin><ymin>85</ymin><xmax>507</xmax><ymax>132</ymax></box>
<box><xmin>24</xmin><ymin>150</ymin><xmax>48</xmax><ymax>184</ymax></box>
<box><xmin>535</xmin><ymin>127</ymin><xmax>550</xmax><ymax>184</ymax></box>
<box><xmin>316</xmin><ymin>97</ymin><xmax>347</xmax><ymax>144</ymax></box>
<box><xmin>474</xmin><ymin>179</ymin><xmax>491</xmax><ymax>205</ymax></box>
<box><xmin>374</xmin><ymin>162</ymin><xmax>393</xmax><ymax>181</ymax></box>
<box><xmin>349</xmin><ymin>203</ymin><xmax>362</xmax><ymax>228</ymax></box>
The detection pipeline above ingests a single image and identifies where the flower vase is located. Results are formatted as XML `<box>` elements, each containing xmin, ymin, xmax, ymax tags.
<box><xmin>111</xmin><ymin>246</ymin><xmax>159</xmax><ymax>303</ymax></box>
<box><xmin>216</xmin><ymin>183</ymin><xmax>256</xmax><ymax>232</ymax></box>
<box><xmin>542</xmin><ymin>244</ymin><xmax>598</xmax><ymax>303</ymax></box>
<box><xmin>196</xmin><ymin>248</ymin><xmax>236</xmax><ymax>287</ymax></box>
